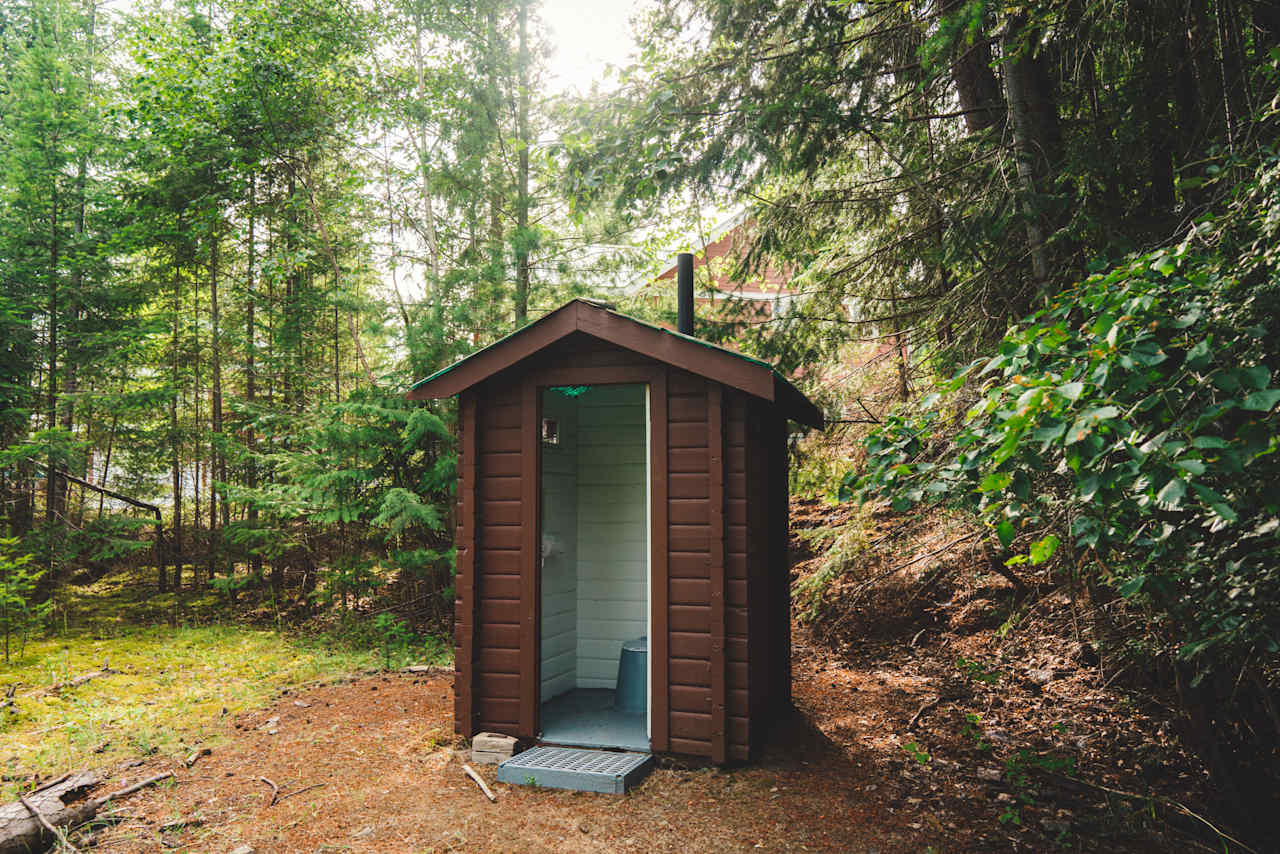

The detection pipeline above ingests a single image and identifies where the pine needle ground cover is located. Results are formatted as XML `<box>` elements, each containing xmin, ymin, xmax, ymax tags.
<box><xmin>0</xmin><ymin>571</ymin><xmax>404</xmax><ymax>800</ymax></box>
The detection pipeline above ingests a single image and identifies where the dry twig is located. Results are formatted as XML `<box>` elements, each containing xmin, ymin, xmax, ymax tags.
<box><xmin>462</xmin><ymin>764</ymin><xmax>496</xmax><ymax>803</ymax></box>
<box><xmin>258</xmin><ymin>776</ymin><xmax>279</xmax><ymax>807</ymax></box>
<box><xmin>277</xmin><ymin>783</ymin><xmax>325</xmax><ymax>802</ymax></box>
<box><xmin>908</xmin><ymin>696</ymin><xmax>942</xmax><ymax>729</ymax></box>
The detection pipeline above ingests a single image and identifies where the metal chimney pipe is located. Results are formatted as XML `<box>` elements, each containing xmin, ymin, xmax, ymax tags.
<box><xmin>676</xmin><ymin>252</ymin><xmax>695</xmax><ymax>336</ymax></box>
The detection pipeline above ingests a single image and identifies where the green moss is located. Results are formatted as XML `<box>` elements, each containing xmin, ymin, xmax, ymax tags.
<box><xmin>0</xmin><ymin>624</ymin><xmax>381</xmax><ymax>798</ymax></box>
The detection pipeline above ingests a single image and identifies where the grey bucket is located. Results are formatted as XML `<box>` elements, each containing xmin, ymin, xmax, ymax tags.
<box><xmin>615</xmin><ymin>637</ymin><xmax>647</xmax><ymax>715</ymax></box>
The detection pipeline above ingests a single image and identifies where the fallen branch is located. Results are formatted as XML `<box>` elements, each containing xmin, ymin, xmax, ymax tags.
<box><xmin>276</xmin><ymin>783</ymin><xmax>325</xmax><ymax>802</ymax></box>
<box><xmin>840</xmin><ymin>531</ymin><xmax>982</xmax><ymax>611</ymax></box>
<box><xmin>462</xmin><ymin>765</ymin><xmax>496</xmax><ymax>803</ymax></box>
<box><xmin>258</xmin><ymin>777</ymin><xmax>279</xmax><ymax>807</ymax></box>
<box><xmin>1039</xmin><ymin>771</ymin><xmax>1258</xmax><ymax>854</ymax></box>
<box><xmin>49</xmin><ymin>661</ymin><xmax>118</xmax><ymax>696</ymax></box>
<box><xmin>184</xmin><ymin>748</ymin><xmax>211</xmax><ymax>768</ymax></box>
<box><xmin>28</xmin><ymin>774</ymin><xmax>72</xmax><ymax>797</ymax></box>
<box><xmin>908</xmin><ymin>696</ymin><xmax>941</xmax><ymax>730</ymax></box>
<box><xmin>97</xmin><ymin>773</ymin><xmax>174</xmax><ymax>803</ymax></box>
<box><xmin>17</xmin><ymin>795</ymin><xmax>78</xmax><ymax>853</ymax></box>
<box><xmin>0</xmin><ymin>770</ymin><xmax>171</xmax><ymax>854</ymax></box>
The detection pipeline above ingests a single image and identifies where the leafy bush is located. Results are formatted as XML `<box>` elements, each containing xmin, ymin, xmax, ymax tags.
<box><xmin>848</xmin><ymin>243</ymin><xmax>1280</xmax><ymax>676</ymax></box>
<box><xmin>848</xmin><ymin>142</ymin><xmax>1280</xmax><ymax>829</ymax></box>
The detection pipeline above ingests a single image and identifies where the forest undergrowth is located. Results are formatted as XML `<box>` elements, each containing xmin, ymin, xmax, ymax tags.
<box><xmin>790</xmin><ymin>440</ymin><xmax>1253</xmax><ymax>852</ymax></box>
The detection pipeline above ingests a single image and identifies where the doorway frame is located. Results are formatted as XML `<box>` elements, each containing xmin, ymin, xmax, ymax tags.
<box><xmin>522</xmin><ymin>364</ymin><xmax>668</xmax><ymax>750</ymax></box>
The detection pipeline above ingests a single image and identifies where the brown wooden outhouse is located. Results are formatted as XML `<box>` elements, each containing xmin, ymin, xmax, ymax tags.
<box><xmin>407</xmin><ymin>298</ymin><xmax>822</xmax><ymax>763</ymax></box>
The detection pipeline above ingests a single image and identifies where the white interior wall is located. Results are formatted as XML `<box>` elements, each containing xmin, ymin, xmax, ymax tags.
<box><xmin>574</xmin><ymin>385</ymin><xmax>649</xmax><ymax>690</ymax></box>
<box><xmin>539</xmin><ymin>392</ymin><xmax>578</xmax><ymax>701</ymax></box>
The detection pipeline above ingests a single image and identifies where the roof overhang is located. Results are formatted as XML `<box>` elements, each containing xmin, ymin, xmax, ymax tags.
<box><xmin>407</xmin><ymin>299</ymin><xmax>823</xmax><ymax>429</ymax></box>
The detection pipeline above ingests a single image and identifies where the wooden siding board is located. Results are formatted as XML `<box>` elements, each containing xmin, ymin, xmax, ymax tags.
<box><xmin>455</xmin><ymin>391</ymin><xmax>479</xmax><ymax>737</ymax></box>
<box><xmin>479</xmin><ymin>427</ymin><xmax>522</xmax><ymax>453</ymax></box>
<box><xmin>670</xmin><ymin>578</ymin><xmax>711</xmax><ymax>604</ymax></box>
<box><xmin>669</xmin><ymin>737</ymin><xmax>712</xmax><ymax>757</ymax></box>
<box><xmin>670</xmin><ymin>447</ymin><xmax>711</xmax><ymax>473</ymax></box>
<box><xmin>771</xmin><ymin>412</ymin><xmax>793</xmax><ymax>712</ymax></box>
<box><xmin>670</xmin><ymin>631</ymin><xmax>712</xmax><ymax>659</ymax></box>
<box><xmin>669</xmin><ymin>422</ymin><xmax>709</xmax><ymax>449</ymax></box>
<box><xmin>708</xmin><ymin>383</ymin><xmax>728</xmax><ymax>764</ymax></box>
<box><xmin>670</xmin><ymin>657</ymin><xmax>712</xmax><ymax>686</ymax></box>
<box><xmin>745</xmin><ymin>398</ymin><xmax>771</xmax><ymax>758</ymax></box>
<box><xmin>670</xmin><ymin>711</ymin><xmax>713</xmax><ymax>740</ymax></box>
<box><xmin>519</xmin><ymin>382</ymin><xmax>540</xmax><ymax>738</ymax></box>
<box><xmin>650</xmin><ymin>368</ymin><xmax>670</xmax><ymax>752</ymax></box>
<box><xmin>671</xmin><ymin>684</ymin><xmax>713</xmax><ymax>712</ymax></box>
<box><xmin>669</xmin><ymin>552</ymin><xmax>712</xmax><ymax>578</ymax></box>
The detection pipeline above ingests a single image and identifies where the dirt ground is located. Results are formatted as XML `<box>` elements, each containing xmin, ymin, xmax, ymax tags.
<box><xmin>64</xmin><ymin>499</ymin><xmax>1225</xmax><ymax>853</ymax></box>
<box><xmin>73</xmin><ymin>630</ymin><xmax>1203</xmax><ymax>854</ymax></box>
<box><xmin>82</xmin><ymin>665</ymin><xmax>927</xmax><ymax>854</ymax></box>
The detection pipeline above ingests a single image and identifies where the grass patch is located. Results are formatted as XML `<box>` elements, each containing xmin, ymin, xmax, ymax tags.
<box><xmin>0</xmin><ymin>625</ymin><xmax>381</xmax><ymax>798</ymax></box>
<box><xmin>0</xmin><ymin>567</ymin><xmax>453</xmax><ymax>799</ymax></box>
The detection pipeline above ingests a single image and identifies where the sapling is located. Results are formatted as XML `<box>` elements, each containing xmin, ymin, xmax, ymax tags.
<box><xmin>0</xmin><ymin>537</ymin><xmax>49</xmax><ymax>663</ymax></box>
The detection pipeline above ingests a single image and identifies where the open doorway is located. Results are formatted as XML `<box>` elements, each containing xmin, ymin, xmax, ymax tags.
<box><xmin>538</xmin><ymin>383</ymin><xmax>650</xmax><ymax>751</ymax></box>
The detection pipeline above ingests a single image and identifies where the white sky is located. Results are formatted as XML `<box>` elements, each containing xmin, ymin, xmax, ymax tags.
<box><xmin>539</xmin><ymin>0</ymin><xmax>646</xmax><ymax>96</ymax></box>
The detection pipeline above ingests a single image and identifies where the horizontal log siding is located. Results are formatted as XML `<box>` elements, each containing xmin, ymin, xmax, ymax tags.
<box><xmin>474</xmin><ymin>379</ymin><xmax>525</xmax><ymax>736</ymax></box>
<box><xmin>454</xmin><ymin>392</ymin><xmax>478</xmax><ymax>737</ymax></box>
<box><xmin>667</xmin><ymin>370</ymin><xmax>712</xmax><ymax>758</ymax></box>
<box><xmin>746</xmin><ymin>398</ymin><xmax>771</xmax><ymax>758</ymax></box>
<box><xmin>770</xmin><ymin>411</ymin><xmax>793</xmax><ymax>714</ymax></box>
<box><xmin>724</xmin><ymin>391</ymin><xmax>751</xmax><ymax>761</ymax></box>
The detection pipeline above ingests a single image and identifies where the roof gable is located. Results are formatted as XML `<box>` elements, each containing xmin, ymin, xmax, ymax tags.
<box><xmin>407</xmin><ymin>300</ymin><xmax>823</xmax><ymax>428</ymax></box>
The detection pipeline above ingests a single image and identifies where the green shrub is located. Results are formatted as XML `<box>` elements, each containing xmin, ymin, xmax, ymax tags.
<box><xmin>848</xmin><ymin>242</ymin><xmax>1280</xmax><ymax>675</ymax></box>
<box><xmin>848</xmin><ymin>143</ymin><xmax>1280</xmax><ymax>830</ymax></box>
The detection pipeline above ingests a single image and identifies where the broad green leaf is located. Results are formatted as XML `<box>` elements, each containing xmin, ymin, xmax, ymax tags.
<box><xmin>979</xmin><ymin>472</ymin><xmax>1013</xmax><ymax>493</ymax></box>
<box><xmin>1029</xmin><ymin>534</ymin><xmax>1060</xmax><ymax>565</ymax></box>
<box><xmin>1156</xmin><ymin>477</ymin><xmax>1187</xmax><ymax>509</ymax></box>
<box><xmin>1241</xmin><ymin>389</ymin><xmax>1280</xmax><ymax>411</ymax></box>
<box><xmin>1175</xmin><ymin>459</ymin><xmax>1207</xmax><ymax>475</ymax></box>
<box><xmin>996</xmin><ymin>518</ymin><xmax>1016</xmax><ymax>549</ymax></box>
<box><xmin>1119</xmin><ymin>575</ymin><xmax>1147</xmax><ymax>597</ymax></box>
<box><xmin>1057</xmin><ymin>381</ymin><xmax>1084</xmax><ymax>402</ymax></box>
<box><xmin>1241</xmin><ymin>366</ymin><xmax>1270</xmax><ymax>390</ymax></box>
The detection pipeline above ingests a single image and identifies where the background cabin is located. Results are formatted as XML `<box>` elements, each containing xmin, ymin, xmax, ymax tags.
<box><xmin>408</xmin><ymin>296</ymin><xmax>822</xmax><ymax>764</ymax></box>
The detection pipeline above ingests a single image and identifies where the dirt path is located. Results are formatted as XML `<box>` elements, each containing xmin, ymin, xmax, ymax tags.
<box><xmin>89</xmin><ymin>667</ymin><xmax>926</xmax><ymax>853</ymax></box>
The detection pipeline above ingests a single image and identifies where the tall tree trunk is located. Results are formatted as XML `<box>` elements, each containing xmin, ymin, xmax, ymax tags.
<box><xmin>166</xmin><ymin>269</ymin><xmax>180</xmax><ymax>594</ymax></box>
<box><xmin>46</xmin><ymin>186</ymin><xmax>60</xmax><ymax>535</ymax></box>
<box><xmin>193</xmin><ymin>254</ymin><xmax>202</xmax><ymax>586</ymax></box>
<box><xmin>485</xmin><ymin>4</ymin><xmax>506</xmax><ymax>337</ymax></box>
<box><xmin>210</xmin><ymin>227</ymin><xmax>225</xmax><ymax>581</ymax></box>
<box><xmin>1001</xmin><ymin>14</ymin><xmax>1059</xmax><ymax>294</ymax></box>
<box><xmin>96</xmin><ymin>378</ymin><xmax>122</xmax><ymax>520</ymax></box>
<box><xmin>413</xmin><ymin>14</ymin><xmax>441</xmax><ymax>290</ymax></box>
<box><xmin>247</xmin><ymin>176</ymin><xmax>262</xmax><ymax>583</ymax></box>
<box><xmin>285</xmin><ymin>168</ymin><xmax>299</xmax><ymax>414</ymax></box>
<box><xmin>939</xmin><ymin>0</ymin><xmax>1005</xmax><ymax>133</ymax></box>
<box><xmin>514</xmin><ymin>0</ymin><xmax>531</xmax><ymax>325</ymax></box>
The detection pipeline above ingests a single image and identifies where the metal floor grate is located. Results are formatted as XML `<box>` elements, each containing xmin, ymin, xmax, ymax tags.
<box><xmin>496</xmin><ymin>746</ymin><xmax>653</xmax><ymax>793</ymax></box>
